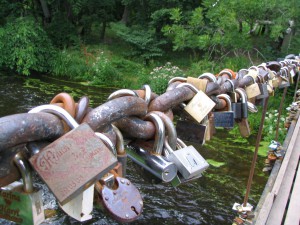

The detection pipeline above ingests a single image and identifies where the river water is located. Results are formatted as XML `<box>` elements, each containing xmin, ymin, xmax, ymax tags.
<box><xmin>0</xmin><ymin>74</ymin><xmax>268</xmax><ymax>225</ymax></box>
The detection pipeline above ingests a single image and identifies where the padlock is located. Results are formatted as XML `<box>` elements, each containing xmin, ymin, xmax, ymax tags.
<box><xmin>177</xmin><ymin>83</ymin><xmax>216</xmax><ymax>123</ymax></box>
<box><xmin>166</xmin><ymin>139</ymin><xmax>204</xmax><ymax>187</ymax></box>
<box><xmin>232</xmin><ymin>90</ymin><xmax>242</xmax><ymax>120</ymax></box>
<box><xmin>256</xmin><ymin>75</ymin><xmax>269</xmax><ymax>100</ymax></box>
<box><xmin>28</xmin><ymin>104</ymin><xmax>118</xmax><ymax>205</ymax></box>
<box><xmin>235</xmin><ymin>89</ymin><xmax>251</xmax><ymax>137</ymax></box>
<box><xmin>162</xmin><ymin>118</ymin><xmax>209</xmax><ymax>180</ymax></box>
<box><xmin>127</xmin><ymin>112</ymin><xmax>177</xmax><ymax>182</ymax></box>
<box><xmin>187</xmin><ymin>76</ymin><xmax>208</xmax><ymax>92</ymax></box>
<box><xmin>0</xmin><ymin>152</ymin><xmax>45</xmax><ymax>225</ymax></box>
<box><xmin>213</xmin><ymin>94</ymin><xmax>234</xmax><ymax>128</ymax></box>
<box><xmin>244</xmin><ymin>74</ymin><xmax>261</xmax><ymax>99</ymax></box>
<box><xmin>176</xmin><ymin>119</ymin><xmax>207</xmax><ymax>145</ymax></box>
<box><xmin>95</xmin><ymin>170</ymin><xmax>143</xmax><ymax>223</ymax></box>
<box><xmin>58</xmin><ymin>131</ymin><xmax>116</xmax><ymax>223</ymax></box>
<box><xmin>25</xmin><ymin>125</ymin><xmax>118</xmax><ymax>221</ymax></box>
<box><xmin>224</xmin><ymin>79</ymin><xmax>237</xmax><ymax>103</ymax></box>
<box><xmin>278</xmin><ymin>68</ymin><xmax>290</xmax><ymax>88</ymax></box>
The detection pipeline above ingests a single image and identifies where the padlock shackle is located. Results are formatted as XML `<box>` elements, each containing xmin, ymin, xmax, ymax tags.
<box><xmin>216</xmin><ymin>94</ymin><xmax>231</xmax><ymax>111</ymax></box>
<box><xmin>107</xmin><ymin>89</ymin><xmax>138</xmax><ymax>101</ymax></box>
<box><xmin>247</xmin><ymin>102</ymin><xmax>258</xmax><ymax>113</ymax></box>
<box><xmin>145</xmin><ymin>113</ymin><xmax>165</xmax><ymax>155</ymax></box>
<box><xmin>29</xmin><ymin>104</ymin><xmax>79</xmax><ymax>129</ymax></box>
<box><xmin>168</xmin><ymin>77</ymin><xmax>187</xmax><ymax>85</ymax></box>
<box><xmin>141</xmin><ymin>84</ymin><xmax>151</xmax><ymax>105</ymax></box>
<box><xmin>112</xmin><ymin>125</ymin><xmax>125</xmax><ymax>155</ymax></box>
<box><xmin>235</xmin><ymin>88</ymin><xmax>247</xmax><ymax>103</ymax></box>
<box><xmin>13</xmin><ymin>152</ymin><xmax>33</xmax><ymax>193</ymax></box>
<box><xmin>176</xmin><ymin>82</ymin><xmax>198</xmax><ymax>94</ymax></box>
<box><xmin>164</xmin><ymin>137</ymin><xmax>188</xmax><ymax>155</ymax></box>
<box><xmin>75</xmin><ymin>96</ymin><xmax>90</xmax><ymax>123</ymax></box>
<box><xmin>152</xmin><ymin>111</ymin><xmax>177</xmax><ymax>151</ymax></box>
<box><xmin>198</xmin><ymin>73</ymin><xmax>217</xmax><ymax>83</ymax></box>
<box><xmin>95</xmin><ymin>132</ymin><xmax>117</xmax><ymax>156</ymax></box>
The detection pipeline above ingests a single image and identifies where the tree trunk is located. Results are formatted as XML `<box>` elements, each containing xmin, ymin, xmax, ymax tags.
<box><xmin>100</xmin><ymin>20</ymin><xmax>107</xmax><ymax>42</ymax></box>
<box><xmin>238</xmin><ymin>19</ymin><xmax>243</xmax><ymax>33</ymax></box>
<box><xmin>39</xmin><ymin>0</ymin><xmax>51</xmax><ymax>22</ymax></box>
<box><xmin>121</xmin><ymin>6</ymin><xmax>129</xmax><ymax>25</ymax></box>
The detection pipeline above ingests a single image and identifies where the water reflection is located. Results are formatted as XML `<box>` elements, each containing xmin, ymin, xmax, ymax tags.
<box><xmin>0</xmin><ymin>74</ymin><xmax>268</xmax><ymax>225</ymax></box>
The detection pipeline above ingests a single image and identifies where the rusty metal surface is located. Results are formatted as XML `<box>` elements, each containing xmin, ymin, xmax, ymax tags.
<box><xmin>266</xmin><ymin>61</ymin><xmax>281</xmax><ymax>72</ymax></box>
<box><xmin>0</xmin><ymin>113</ymin><xmax>64</xmax><ymax>151</ymax></box>
<box><xmin>29</xmin><ymin>123</ymin><xmax>117</xmax><ymax>205</ymax></box>
<box><xmin>148</xmin><ymin>87</ymin><xmax>195</xmax><ymax>112</ymax></box>
<box><xmin>0</xmin><ymin>144</ymin><xmax>26</xmax><ymax>187</ymax></box>
<box><xmin>135</xmin><ymin>89</ymin><xmax>158</xmax><ymax>100</ymax></box>
<box><xmin>114</xmin><ymin>117</ymin><xmax>156</xmax><ymax>140</ymax></box>
<box><xmin>75</xmin><ymin>96</ymin><xmax>89</xmax><ymax>123</ymax></box>
<box><xmin>100</xmin><ymin>176</ymin><xmax>143</xmax><ymax>223</ymax></box>
<box><xmin>83</xmin><ymin>96</ymin><xmax>148</xmax><ymax>131</ymax></box>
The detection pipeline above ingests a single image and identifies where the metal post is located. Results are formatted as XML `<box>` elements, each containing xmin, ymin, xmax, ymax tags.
<box><xmin>275</xmin><ymin>87</ymin><xmax>288</xmax><ymax>142</ymax></box>
<box><xmin>243</xmin><ymin>96</ymin><xmax>269</xmax><ymax>207</ymax></box>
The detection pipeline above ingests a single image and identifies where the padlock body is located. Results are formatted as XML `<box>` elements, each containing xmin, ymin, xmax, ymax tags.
<box><xmin>213</xmin><ymin>111</ymin><xmax>234</xmax><ymax>128</ymax></box>
<box><xmin>0</xmin><ymin>181</ymin><xmax>44</xmax><ymax>225</ymax></box>
<box><xmin>167</xmin><ymin>146</ymin><xmax>209</xmax><ymax>179</ymax></box>
<box><xmin>232</xmin><ymin>103</ymin><xmax>242</xmax><ymax>120</ymax></box>
<box><xmin>29</xmin><ymin>123</ymin><xmax>117</xmax><ymax>205</ymax></box>
<box><xmin>127</xmin><ymin>142</ymin><xmax>177</xmax><ymax>182</ymax></box>
<box><xmin>176</xmin><ymin>120</ymin><xmax>207</xmax><ymax>145</ymax></box>
<box><xmin>256</xmin><ymin>83</ymin><xmax>269</xmax><ymax>99</ymax></box>
<box><xmin>241</xmin><ymin>102</ymin><xmax>248</xmax><ymax>118</ymax></box>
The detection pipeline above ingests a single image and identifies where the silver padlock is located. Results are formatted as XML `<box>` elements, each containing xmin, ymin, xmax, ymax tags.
<box><xmin>157</xmin><ymin>112</ymin><xmax>209</xmax><ymax>180</ymax></box>
<box><xmin>0</xmin><ymin>152</ymin><xmax>45</xmax><ymax>225</ymax></box>
<box><xmin>127</xmin><ymin>112</ymin><xmax>177</xmax><ymax>182</ymax></box>
<box><xmin>164</xmin><ymin>138</ymin><xmax>209</xmax><ymax>179</ymax></box>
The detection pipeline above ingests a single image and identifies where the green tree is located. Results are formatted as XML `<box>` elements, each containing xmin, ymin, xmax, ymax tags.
<box><xmin>0</xmin><ymin>16</ymin><xmax>55</xmax><ymax>75</ymax></box>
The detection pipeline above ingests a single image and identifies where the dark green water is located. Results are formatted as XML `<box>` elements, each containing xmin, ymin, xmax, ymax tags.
<box><xmin>0</xmin><ymin>74</ymin><xmax>268</xmax><ymax>225</ymax></box>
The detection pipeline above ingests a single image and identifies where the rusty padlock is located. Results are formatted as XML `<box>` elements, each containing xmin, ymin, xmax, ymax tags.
<box><xmin>95</xmin><ymin>170</ymin><xmax>143</xmax><ymax>223</ymax></box>
<box><xmin>28</xmin><ymin>104</ymin><xmax>118</xmax><ymax>205</ymax></box>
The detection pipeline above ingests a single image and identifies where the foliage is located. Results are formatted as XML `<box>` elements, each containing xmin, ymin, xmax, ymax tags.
<box><xmin>50</xmin><ymin>49</ymin><xmax>88</xmax><ymax>80</ymax></box>
<box><xmin>263</xmin><ymin>110</ymin><xmax>287</xmax><ymax>143</ymax></box>
<box><xmin>145</xmin><ymin>62</ymin><xmax>185</xmax><ymax>94</ymax></box>
<box><xmin>111</xmin><ymin>23</ymin><xmax>166</xmax><ymax>64</ymax></box>
<box><xmin>0</xmin><ymin>16</ymin><xmax>55</xmax><ymax>75</ymax></box>
<box><xmin>90</xmin><ymin>51</ymin><xmax>121</xmax><ymax>85</ymax></box>
<box><xmin>44</xmin><ymin>12</ymin><xmax>80</xmax><ymax>48</ymax></box>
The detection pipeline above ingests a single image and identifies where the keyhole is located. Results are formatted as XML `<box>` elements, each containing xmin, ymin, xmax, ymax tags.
<box><xmin>131</xmin><ymin>206</ymin><xmax>139</xmax><ymax>215</ymax></box>
<box><xmin>164</xmin><ymin>170</ymin><xmax>169</xmax><ymax>176</ymax></box>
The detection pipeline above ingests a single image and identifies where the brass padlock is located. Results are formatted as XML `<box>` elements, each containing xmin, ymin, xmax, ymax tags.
<box><xmin>0</xmin><ymin>152</ymin><xmax>45</xmax><ymax>225</ymax></box>
<box><xmin>177</xmin><ymin>83</ymin><xmax>216</xmax><ymax>123</ymax></box>
<box><xmin>244</xmin><ymin>74</ymin><xmax>261</xmax><ymax>99</ymax></box>
<box><xmin>28</xmin><ymin>105</ymin><xmax>117</xmax><ymax>205</ymax></box>
<box><xmin>187</xmin><ymin>76</ymin><xmax>208</xmax><ymax>92</ymax></box>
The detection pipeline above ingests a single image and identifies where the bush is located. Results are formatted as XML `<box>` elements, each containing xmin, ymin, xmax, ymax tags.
<box><xmin>0</xmin><ymin>16</ymin><xmax>55</xmax><ymax>75</ymax></box>
<box><xmin>147</xmin><ymin>62</ymin><xmax>185</xmax><ymax>94</ymax></box>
